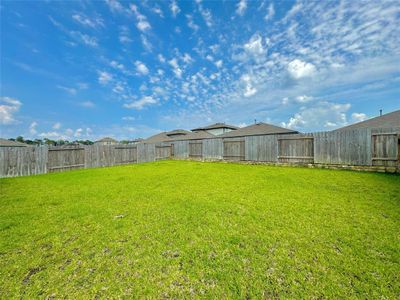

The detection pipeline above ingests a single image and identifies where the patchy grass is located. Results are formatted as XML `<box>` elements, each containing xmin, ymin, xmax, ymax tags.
<box><xmin>0</xmin><ymin>160</ymin><xmax>399</xmax><ymax>298</ymax></box>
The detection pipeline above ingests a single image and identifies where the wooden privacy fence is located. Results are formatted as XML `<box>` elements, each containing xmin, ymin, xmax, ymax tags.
<box><xmin>0</xmin><ymin>127</ymin><xmax>399</xmax><ymax>177</ymax></box>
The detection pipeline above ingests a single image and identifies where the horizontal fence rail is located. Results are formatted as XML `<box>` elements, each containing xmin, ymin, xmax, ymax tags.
<box><xmin>1</xmin><ymin>127</ymin><xmax>399</xmax><ymax>177</ymax></box>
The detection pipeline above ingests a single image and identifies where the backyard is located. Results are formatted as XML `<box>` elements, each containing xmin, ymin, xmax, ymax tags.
<box><xmin>0</xmin><ymin>160</ymin><xmax>399</xmax><ymax>298</ymax></box>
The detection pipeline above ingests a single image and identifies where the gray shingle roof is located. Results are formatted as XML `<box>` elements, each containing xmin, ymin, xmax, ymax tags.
<box><xmin>0</xmin><ymin>138</ymin><xmax>28</xmax><ymax>147</ymax></box>
<box><xmin>173</xmin><ymin>131</ymin><xmax>214</xmax><ymax>141</ymax></box>
<box><xmin>191</xmin><ymin>123</ymin><xmax>239</xmax><ymax>131</ymax></box>
<box><xmin>219</xmin><ymin>122</ymin><xmax>298</xmax><ymax>138</ymax></box>
<box><xmin>334</xmin><ymin>110</ymin><xmax>400</xmax><ymax>131</ymax></box>
<box><xmin>95</xmin><ymin>137</ymin><xmax>118</xmax><ymax>143</ymax></box>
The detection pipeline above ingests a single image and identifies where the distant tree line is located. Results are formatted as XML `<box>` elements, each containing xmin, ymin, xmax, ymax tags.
<box><xmin>8</xmin><ymin>136</ymin><xmax>94</xmax><ymax>146</ymax></box>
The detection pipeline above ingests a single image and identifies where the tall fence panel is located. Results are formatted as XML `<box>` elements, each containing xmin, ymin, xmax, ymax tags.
<box><xmin>137</xmin><ymin>143</ymin><xmax>156</xmax><ymax>163</ymax></box>
<box><xmin>278</xmin><ymin>135</ymin><xmax>314</xmax><ymax>163</ymax></box>
<box><xmin>189</xmin><ymin>140</ymin><xmax>203</xmax><ymax>158</ymax></box>
<box><xmin>202</xmin><ymin>138</ymin><xmax>223</xmax><ymax>160</ymax></box>
<box><xmin>172</xmin><ymin>141</ymin><xmax>189</xmax><ymax>158</ymax></box>
<box><xmin>155</xmin><ymin>143</ymin><xmax>173</xmax><ymax>160</ymax></box>
<box><xmin>0</xmin><ymin>146</ymin><xmax>48</xmax><ymax>178</ymax></box>
<box><xmin>313</xmin><ymin>128</ymin><xmax>372</xmax><ymax>165</ymax></box>
<box><xmin>371</xmin><ymin>128</ymin><xmax>400</xmax><ymax>167</ymax></box>
<box><xmin>223</xmin><ymin>138</ymin><xmax>245</xmax><ymax>161</ymax></box>
<box><xmin>113</xmin><ymin>145</ymin><xmax>137</xmax><ymax>165</ymax></box>
<box><xmin>245</xmin><ymin>135</ymin><xmax>278</xmax><ymax>162</ymax></box>
<box><xmin>85</xmin><ymin>145</ymin><xmax>114</xmax><ymax>168</ymax></box>
<box><xmin>48</xmin><ymin>147</ymin><xmax>85</xmax><ymax>172</ymax></box>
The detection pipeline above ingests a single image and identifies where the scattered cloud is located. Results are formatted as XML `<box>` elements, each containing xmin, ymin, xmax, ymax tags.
<box><xmin>57</xmin><ymin>85</ymin><xmax>77</xmax><ymax>95</ymax></box>
<box><xmin>98</xmin><ymin>71</ymin><xmax>113</xmax><ymax>85</ymax></box>
<box><xmin>29</xmin><ymin>121</ymin><xmax>38</xmax><ymax>135</ymax></box>
<box><xmin>0</xmin><ymin>97</ymin><xmax>22</xmax><ymax>125</ymax></box>
<box><xmin>135</xmin><ymin>61</ymin><xmax>149</xmax><ymax>75</ymax></box>
<box><xmin>52</xmin><ymin>122</ymin><xmax>61</xmax><ymax>129</ymax></box>
<box><xmin>170</xmin><ymin>0</ymin><xmax>181</xmax><ymax>18</ymax></box>
<box><xmin>72</xmin><ymin>13</ymin><xmax>104</xmax><ymax>28</ymax></box>
<box><xmin>282</xmin><ymin>101</ymin><xmax>351</xmax><ymax>130</ymax></box>
<box><xmin>236</xmin><ymin>0</ymin><xmax>247</xmax><ymax>16</ymax></box>
<box><xmin>124</xmin><ymin>96</ymin><xmax>157</xmax><ymax>110</ymax></box>
<box><xmin>351</xmin><ymin>112</ymin><xmax>368</xmax><ymax>122</ymax></box>
<box><xmin>264</xmin><ymin>3</ymin><xmax>275</xmax><ymax>21</ymax></box>
<box><xmin>79</xmin><ymin>100</ymin><xmax>96</xmax><ymax>108</ymax></box>
<box><xmin>69</xmin><ymin>31</ymin><xmax>98</xmax><ymax>47</ymax></box>
<box><xmin>130</xmin><ymin>4</ymin><xmax>151</xmax><ymax>32</ymax></box>
<box><xmin>287</xmin><ymin>59</ymin><xmax>317</xmax><ymax>79</ymax></box>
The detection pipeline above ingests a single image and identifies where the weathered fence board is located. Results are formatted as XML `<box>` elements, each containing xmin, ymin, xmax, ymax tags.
<box><xmin>137</xmin><ymin>143</ymin><xmax>155</xmax><ymax>163</ymax></box>
<box><xmin>278</xmin><ymin>135</ymin><xmax>314</xmax><ymax>163</ymax></box>
<box><xmin>245</xmin><ymin>135</ymin><xmax>278</xmax><ymax>162</ymax></box>
<box><xmin>48</xmin><ymin>146</ymin><xmax>85</xmax><ymax>172</ymax></box>
<box><xmin>313</xmin><ymin>128</ymin><xmax>372</xmax><ymax>165</ymax></box>
<box><xmin>0</xmin><ymin>146</ymin><xmax>47</xmax><ymax>177</ymax></box>
<box><xmin>223</xmin><ymin>138</ymin><xmax>245</xmax><ymax>161</ymax></box>
<box><xmin>189</xmin><ymin>140</ymin><xmax>203</xmax><ymax>158</ymax></box>
<box><xmin>371</xmin><ymin>128</ymin><xmax>400</xmax><ymax>167</ymax></box>
<box><xmin>155</xmin><ymin>143</ymin><xmax>173</xmax><ymax>160</ymax></box>
<box><xmin>172</xmin><ymin>141</ymin><xmax>189</xmax><ymax>158</ymax></box>
<box><xmin>202</xmin><ymin>138</ymin><xmax>223</xmax><ymax>160</ymax></box>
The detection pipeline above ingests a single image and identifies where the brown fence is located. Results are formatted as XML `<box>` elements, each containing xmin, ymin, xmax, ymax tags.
<box><xmin>1</xmin><ymin>127</ymin><xmax>399</xmax><ymax>178</ymax></box>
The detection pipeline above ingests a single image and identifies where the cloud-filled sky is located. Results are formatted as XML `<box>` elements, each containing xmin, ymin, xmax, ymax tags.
<box><xmin>1</xmin><ymin>0</ymin><xmax>399</xmax><ymax>140</ymax></box>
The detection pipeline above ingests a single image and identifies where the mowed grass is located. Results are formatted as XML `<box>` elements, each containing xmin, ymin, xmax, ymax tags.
<box><xmin>0</xmin><ymin>161</ymin><xmax>399</xmax><ymax>298</ymax></box>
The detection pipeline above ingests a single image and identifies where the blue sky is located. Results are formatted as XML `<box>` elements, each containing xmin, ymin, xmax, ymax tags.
<box><xmin>1</xmin><ymin>0</ymin><xmax>399</xmax><ymax>140</ymax></box>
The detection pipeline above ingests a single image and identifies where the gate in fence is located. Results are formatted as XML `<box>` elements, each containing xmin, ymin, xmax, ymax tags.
<box><xmin>155</xmin><ymin>144</ymin><xmax>173</xmax><ymax>160</ymax></box>
<box><xmin>189</xmin><ymin>141</ymin><xmax>203</xmax><ymax>158</ymax></box>
<box><xmin>371</xmin><ymin>132</ymin><xmax>399</xmax><ymax>167</ymax></box>
<box><xmin>48</xmin><ymin>146</ymin><xmax>85</xmax><ymax>172</ymax></box>
<box><xmin>278</xmin><ymin>136</ymin><xmax>314</xmax><ymax>164</ymax></box>
<box><xmin>223</xmin><ymin>138</ymin><xmax>245</xmax><ymax>161</ymax></box>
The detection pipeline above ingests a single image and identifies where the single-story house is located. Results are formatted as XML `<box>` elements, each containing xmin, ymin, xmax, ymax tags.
<box><xmin>333</xmin><ymin>110</ymin><xmax>400</xmax><ymax>131</ymax></box>
<box><xmin>95</xmin><ymin>137</ymin><xmax>119</xmax><ymax>145</ymax></box>
<box><xmin>191</xmin><ymin>123</ymin><xmax>239</xmax><ymax>136</ymax></box>
<box><xmin>142</xmin><ymin>129</ymin><xmax>191</xmax><ymax>143</ymax></box>
<box><xmin>218</xmin><ymin>122</ymin><xmax>298</xmax><ymax>138</ymax></box>
<box><xmin>0</xmin><ymin>138</ymin><xmax>28</xmax><ymax>147</ymax></box>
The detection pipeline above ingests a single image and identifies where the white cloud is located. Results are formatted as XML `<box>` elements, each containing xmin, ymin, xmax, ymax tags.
<box><xmin>182</xmin><ymin>53</ymin><xmax>193</xmax><ymax>64</ymax></box>
<box><xmin>124</xmin><ymin>96</ymin><xmax>157</xmax><ymax>110</ymax></box>
<box><xmin>287</xmin><ymin>59</ymin><xmax>317</xmax><ymax>79</ymax></box>
<box><xmin>215</xmin><ymin>60</ymin><xmax>223</xmax><ymax>68</ymax></box>
<box><xmin>119</xmin><ymin>26</ymin><xmax>132</xmax><ymax>43</ymax></box>
<box><xmin>122</xmin><ymin>116</ymin><xmax>135</xmax><ymax>121</ymax></box>
<box><xmin>158</xmin><ymin>54</ymin><xmax>166</xmax><ymax>63</ymax></box>
<box><xmin>57</xmin><ymin>85</ymin><xmax>77</xmax><ymax>95</ymax></box>
<box><xmin>152</xmin><ymin>6</ymin><xmax>164</xmax><ymax>18</ymax></box>
<box><xmin>135</xmin><ymin>61</ymin><xmax>149</xmax><ymax>75</ymax></box>
<box><xmin>198</xmin><ymin>4</ymin><xmax>212</xmax><ymax>27</ymax></box>
<box><xmin>241</xmin><ymin>74</ymin><xmax>257</xmax><ymax>97</ymax></box>
<box><xmin>244</xmin><ymin>33</ymin><xmax>266</xmax><ymax>56</ymax></box>
<box><xmin>130</xmin><ymin>4</ymin><xmax>151</xmax><ymax>32</ymax></box>
<box><xmin>351</xmin><ymin>112</ymin><xmax>368</xmax><ymax>122</ymax></box>
<box><xmin>70</xmin><ymin>31</ymin><xmax>98</xmax><ymax>47</ymax></box>
<box><xmin>168</xmin><ymin>58</ymin><xmax>182</xmax><ymax>78</ymax></box>
<box><xmin>98</xmin><ymin>71</ymin><xmax>113</xmax><ymax>85</ymax></box>
<box><xmin>105</xmin><ymin>0</ymin><xmax>125</xmax><ymax>13</ymax></box>
<box><xmin>0</xmin><ymin>97</ymin><xmax>22</xmax><ymax>125</ymax></box>
<box><xmin>283</xmin><ymin>2</ymin><xmax>302</xmax><ymax>22</ymax></box>
<box><xmin>264</xmin><ymin>3</ymin><xmax>275</xmax><ymax>21</ymax></box>
<box><xmin>186</xmin><ymin>14</ymin><xmax>200</xmax><ymax>31</ymax></box>
<box><xmin>170</xmin><ymin>0</ymin><xmax>180</xmax><ymax>17</ymax></box>
<box><xmin>74</xmin><ymin>128</ymin><xmax>83</xmax><ymax>137</ymax></box>
<box><xmin>141</xmin><ymin>34</ymin><xmax>152</xmax><ymax>52</ymax></box>
<box><xmin>79</xmin><ymin>100</ymin><xmax>96</xmax><ymax>108</ymax></box>
<box><xmin>52</xmin><ymin>122</ymin><xmax>61</xmax><ymax>130</ymax></box>
<box><xmin>29</xmin><ymin>121</ymin><xmax>38</xmax><ymax>135</ymax></box>
<box><xmin>295</xmin><ymin>95</ymin><xmax>313</xmax><ymax>103</ymax></box>
<box><xmin>236</xmin><ymin>0</ymin><xmax>247</xmax><ymax>16</ymax></box>
<box><xmin>72</xmin><ymin>13</ymin><xmax>104</xmax><ymax>28</ymax></box>
<box><xmin>282</xmin><ymin>101</ymin><xmax>351</xmax><ymax>130</ymax></box>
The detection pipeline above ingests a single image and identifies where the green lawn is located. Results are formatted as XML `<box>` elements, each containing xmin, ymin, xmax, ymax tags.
<box><xmin>1</xmin><ymin>161</ymin><xmax>399</xmax><ymax>298</ymax></box>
